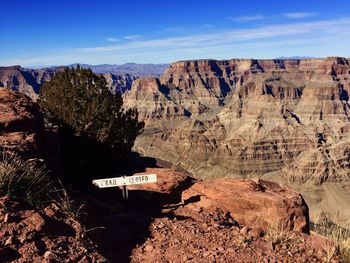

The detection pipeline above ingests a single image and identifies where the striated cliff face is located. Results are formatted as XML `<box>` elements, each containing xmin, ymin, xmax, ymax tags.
<box><xmin>123</xmin><ymin>57</ymin><xmax>350</xmax><ymax>184</ymax></box>
<box><xmin>102</xmin><ymin>73</ymin><xmax>136</xmax><ymax>94</ymax></box>
<box><xmin>0</xmin><ymin>66</ymin><xmax>42</xmax><ymax>100</ymax></box>
<box><xmin>123</xmin><ymin>78</ymin><xmax>190</xmax><ymax>128</ymax></box>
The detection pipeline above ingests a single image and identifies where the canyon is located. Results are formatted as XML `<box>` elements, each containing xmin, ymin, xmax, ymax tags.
<box><xmin>2</xmin><ymin>57</ymin><xmax>350</xmax><ymax>228</ymax></box>
<box><xmin>2</xmin><ymin>89</ymin><xmax>333</xmax><ymax>262</ymax></box>
<box><xmin>122</xmin><ymin>57</ymin><xmax>350</xmax><ymax>227</ymax></box>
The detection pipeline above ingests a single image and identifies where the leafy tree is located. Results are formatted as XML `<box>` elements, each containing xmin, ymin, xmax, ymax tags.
<box><xmin>39</xmin><ymin>66</ymin><xmax>144</xmax><ymax>184</ymax></box>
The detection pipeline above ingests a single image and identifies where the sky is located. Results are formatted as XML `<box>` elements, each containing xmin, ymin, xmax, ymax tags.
<box><xmin>1</xmin><ymin>0</ymin><xmax>350</xmax><ymax>67</ymax></box>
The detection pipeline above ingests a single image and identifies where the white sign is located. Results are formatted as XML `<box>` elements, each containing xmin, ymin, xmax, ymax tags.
<box><xmin>92</xmin><ymin>174</ymin><xmax>157</xmax><ymax>188</ymax></box>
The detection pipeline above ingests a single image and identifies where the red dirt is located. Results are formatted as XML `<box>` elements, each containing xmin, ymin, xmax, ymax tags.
<box><xmin>0</xmin><ymin>195</ymin><xmax>106</xmax><ymax>262</ymax></box>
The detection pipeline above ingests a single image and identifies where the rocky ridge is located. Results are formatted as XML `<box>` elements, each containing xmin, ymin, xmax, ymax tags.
<box><xmin>68</xmin><ymin>63</ymin><xmax>170</xmax><ymax>77</ymax></box>
<box><xmin>0</xmin><ymin>66</ymin><xmax>136</xmax><ymax>100</ymax></box>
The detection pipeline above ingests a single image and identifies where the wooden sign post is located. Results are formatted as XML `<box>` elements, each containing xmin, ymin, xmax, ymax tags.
<box><xmin>92</xmin><ymin>174</ymin><xmax>157</xmax><ymax>211</ymax></box>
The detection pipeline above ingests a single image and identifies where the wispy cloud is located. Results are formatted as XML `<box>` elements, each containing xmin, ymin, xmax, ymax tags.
<box><xmin>229</xmin><ymin>14</ymin><xmax>265</xmax><ymax>22</ymax></box>
<box><xmin>105</xmin><ymin>37</ymin><xmax>119</xmax><ymax>42</ymax></box>
<box><xmin>80</xmin><ymin>18</ymin><xmax>350</xmax><ymax>53</ymax></box>
<box><xmin>283</xmin><ymin>12</ymin><xmax>316</xmax><ymax>19</ymax></box>
<box><xmin>3</xmin><ymin>17</ymin><xmax>350</xmax><ymax>66</ymax></box>
<box><xmin>156</xmin><ymin>25</ymin><xmax>215</xmax><ymax>35</ymax></box>
<box><xmin>229</xmin><ymin>12</ymin><xmax>316</xmax><ymax>22</ymax></box>
<box><xmin>123</xmin><ymin>34</ymin><xmax>142</xmax><ymax>40</ymax></box>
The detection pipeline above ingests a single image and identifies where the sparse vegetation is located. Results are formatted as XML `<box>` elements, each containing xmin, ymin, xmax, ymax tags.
<box><xmin>311</xmin><ymin>214</ymin><xmax>350</xmax><ymax>262</ymax></box>
<box><xmin>52</xmin><ymin>185</ymin><xmax>85</xmax><ymax>219</ymax></box>
<box><xmin>239</xmin><ymin>235</ymin><xmax>252</xmax><ymax>245</ymax></box>
<box><xmin>0</xmin><ymin>152</ymin><xmax>52</xmax><ymax>205</ymax></box>
<box><xmin>265</xmin><ymin>224</ymin><xmax>291</xmax><ymax>246</ymax></box>
<box><xmin>0</xmin><ymin>151</ymin><xmax>86</xmax><ymax>219</ymax></box>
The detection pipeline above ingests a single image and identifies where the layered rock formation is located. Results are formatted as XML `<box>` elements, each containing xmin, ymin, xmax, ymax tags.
<box><xmin>0</xmin><ymin>88</ymin><xmax>43</xmax><ymax>158</ymax></box>
<box><xmin>0</xmin><ymin>66</ymin><xmax>41</xmax><ymax>100</ymax></box>
<box><xmin>103</xmin><ymin>73</ymin><xmax>136</xmax><ymax>94</ymax></box>
<box><xmin>123</xmin><ymin>78</ymin><xmax>189</xmax><ymax>128</ymax></box>
<box><xmin>123</xmin><ymin>57</ymin><xmax>350</xmax><ymax>184</ymax></box>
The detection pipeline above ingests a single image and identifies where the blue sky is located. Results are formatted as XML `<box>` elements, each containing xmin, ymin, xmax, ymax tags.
<box><xmin>1</xmin><ymin>0</ymin><xmax>350</xmax><ymax>66</ymax></box>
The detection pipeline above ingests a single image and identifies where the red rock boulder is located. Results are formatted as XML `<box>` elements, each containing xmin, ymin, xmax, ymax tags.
<box><xmin>182</xmin><ymin>178</ymin><xmax>309</xmax><ymax>233</ymax></box>
<box><xmin>129</xmin><ymin>168</ymin><xmax>193</xmax><ymax>194</ymax></box>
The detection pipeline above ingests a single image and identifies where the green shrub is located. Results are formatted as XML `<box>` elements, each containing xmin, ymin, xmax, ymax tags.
<box><xmin>0</xmin><ymin>153</ymin><xmax>51</xmax><ymax>205</ymax></box>
<box><xmin>38</xmin><ymin>66</ymin><xmax>144</xmax><ymax>184</ymax></box>
<box><xmin>39</xmin><ymin>66</ymin><xmax>144</xmax><ymax>152</ymax></box>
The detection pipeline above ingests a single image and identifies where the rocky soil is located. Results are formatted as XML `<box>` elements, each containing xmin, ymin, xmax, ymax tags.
<box><xmin>0</xmin><ymin>166</ymin><xmax>339</xmax><ymax>262</ymax></box>
<box><xmin>0</xmin><ymin>195</ymin><xmax>106</xmax><ymax>262</ymax></box>
<box><xmin>0</xmin><ymin>88</ymin><xmax>43</xmax><ymax>158</ymax></box>
<box><xmin>131</xmin><ymin>208</ymin><xmax>330</xmax><ymax>263</ymax></box>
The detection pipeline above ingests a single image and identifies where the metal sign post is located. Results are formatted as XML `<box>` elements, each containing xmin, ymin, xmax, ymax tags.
<box><xmin>92</xmin><ymin>174</ymin><xmax>157</xmax><ymax>212</ymax></box>
<box><xmin>122</xmin><ymin>183</ymin><xmax>128</xmax><ymax>212</ymax></box>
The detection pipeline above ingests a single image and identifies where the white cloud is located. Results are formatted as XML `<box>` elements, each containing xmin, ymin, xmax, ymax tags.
<box><xmin>105</xmin><ymin>37</ymin><xmax>119</xmax><ymax>42</ymax></box>
<box><xmin>123</xmin><ymin>34</ymin><xmax>142</xmax><ymax>40</ymax></box>
<box><xmin>283</xmin><ymin>12</ymin><xmax>316</xmax><ymax>19</ymax></box>
<box><xmin>3</xmin><ymin>17</ymin><xmax>350</xmax><ymax>66</ymax></box>
<box><xmin>80</xmin><ymin>18</ymin><xmax>350</xmax><ymax>54</ymax></box>
<box><xmin>229</xmin><ymin>14</ymin><xmax>265</xmax><ymax>22</ymax></box>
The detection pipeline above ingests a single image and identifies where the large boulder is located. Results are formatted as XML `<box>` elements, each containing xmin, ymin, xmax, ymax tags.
<box><xmin>182</xmin><ymin>178</ymin><xmax>309</xmax><ymax>233</ymax></box>
<box><xmin>0</xmin><ymin>88</ymin><xmax>44</xmax><ymax>158</ymax></box>
<box><xmin>128</xmin><ymin>167</ymin><xmax>194</xmax><ymax>194</ymax></box>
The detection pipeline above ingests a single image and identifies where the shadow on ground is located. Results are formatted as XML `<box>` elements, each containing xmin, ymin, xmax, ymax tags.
<box><xmin>73</xmin><ymin>153</ymin><xmax>195</xmax><ymax>263</ymax></box>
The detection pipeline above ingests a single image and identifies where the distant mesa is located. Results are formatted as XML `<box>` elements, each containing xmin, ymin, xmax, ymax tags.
<box><xmin>66</xmin><ymin>63</ymin><xmax>170</xmax><ymax>77</ymax></box>
<box><xmin>0</xmin><ymin>62</ymin><xmax>170</xmax><ymax>100</ymax></box>
<box><xmin>274</xmin><ymin>56</ymin><xmax>321</xmax><ymax>60</ymax></box>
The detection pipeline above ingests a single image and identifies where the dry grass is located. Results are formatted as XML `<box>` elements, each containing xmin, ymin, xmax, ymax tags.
<box><xmin>311</xmin><ymin>211</ymin><xmax>350</xmax><ymax>262</ymax></box>
<box><xmin>265</xmin><ymin>222</ymin><xmax>308</xmax><ymax>255</ymax></box>
<box><xmin>52</xmin><ymin>185</ymin><xmax>85</xmax><ymax>219</ymax></box>
<box><xmin>0</xmin><ymin>152</ymin><xmax>51</xmax><ymax>206</ymax></box>
<box><xmin>265</xmin><ymin>222</ymin><xmax>290</xmax><ymax>245</ymax></box>
<box><xmin>239</xmin><ymin>234</ymin><xmax>252</xmax><ymax>245</ymax></box>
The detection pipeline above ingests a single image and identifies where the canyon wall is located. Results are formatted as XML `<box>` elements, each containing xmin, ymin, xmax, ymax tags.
<box><xmin>123</xmin><ymin>57</ymin><xmax>350</xmax><ymax>185</ymax></box>
<box><xmin>3</xmin><ymin>58</ymin><xmax>350</xmax><ymax>183</ymax></box>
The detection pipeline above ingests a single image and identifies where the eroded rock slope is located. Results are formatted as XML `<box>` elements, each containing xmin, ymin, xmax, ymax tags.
<box><xmin>124</xmin><ymin>57</ymin><xmax>350</xmax><ymax>184</ymax></box>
